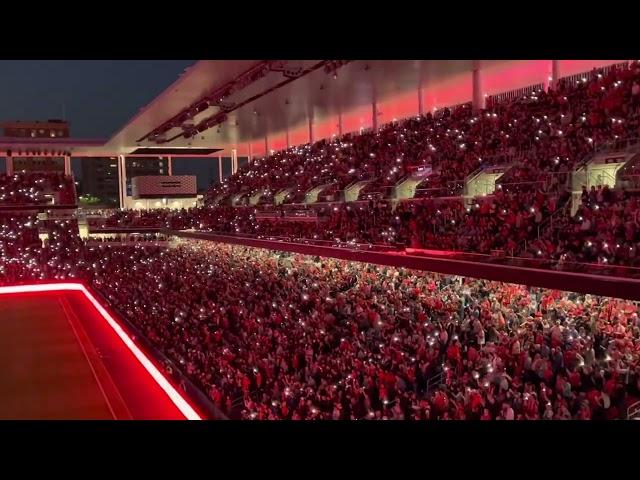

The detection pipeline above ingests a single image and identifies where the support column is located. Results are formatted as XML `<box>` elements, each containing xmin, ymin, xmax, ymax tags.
<box><xmin>231</xmin><ymin>148</ymin><xmax>238</xmax><ymax>175</ymax></box>
<box><xmin>264</xmin><ymin>136</ymin><xmax>269</xmax><ymax>156</ymax></box>
<box><xmin>218</xmin><ymin>155</ymin><xmax>223</xmax><ymax>183</ymax></box>
<box><xmin>418</xmin><ymin>62</ymin><xmax>426</xmax><ymax>116</ymax></box>
<box><xmin>6</xmin><ymin>153</ymin><xmax>13</xmax><ymax>176</ymax></box>
<box><xmin>551</xmin><ymin>60</ymin><xmax>560</xmax><ymax>90</ymax></box>
<box><xmin>308</xmin><ymin>114</ymin><xmax>314</xmax><ymax>144</ymax></box>
<box><xmin>372</xmin><ymin>84</ymin><xmax>379</xmax><ymax>131</ymax></box>
<box><xmin>248</xmin><ymin>143</ymin><xmax>253</xmax><ymax>164</ymax></box>
<box><xmin>117</xmin><ymin>155</ymin><xmax>122</xmax><ymax>208</ymax></box>
<box><xmin>117</xmin><ymin>154</ymin><xmax>127</xmax><ymax>210</ymax></box>
<box><xmin>167</xmin><ymin>156</ymin><xmax>173</xmax><ymax>176</ymax></box>
<box><xmin>472</xmin><ymin>60</ymin><xmax>484</xmax><ymax>111</ymax></box>
<box><xmin>64</xmin><ymin>155</ymin><xmax>71</xmax><ymax>176</ymax></box>
<box><xmin>372</xmin><ymin>101</ymin><xmax>378</xmax><ymax>130</ymax></box>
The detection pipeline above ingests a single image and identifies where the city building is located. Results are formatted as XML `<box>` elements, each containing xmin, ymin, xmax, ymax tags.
<box><xmin>80</xmin><ymin>156</ymin><xmax>170</xmax><ymax>206</ymax></box>
<box><xmin>2</xmin><ymin>119</ymin><xmax>70</xmax><ymax>138</ymax></box>
<box><xmin>2</xmin><ymin>120</ymin><xmax>71</xmax><ymax>174</ymax></box>
<box><xmin>79</xmin><ymin>157</ymin><xmax>119</xmax><ymax>206</ymax></box>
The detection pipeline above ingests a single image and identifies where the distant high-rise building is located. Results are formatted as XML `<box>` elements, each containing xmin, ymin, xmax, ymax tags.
<box><xmin>80</xmin><ymin>157</ymin><xmax>119</xmax><ymax>206</ymax></box>
<box><xmin>80</xmin><ymin>156</ymin><xmax>168</xmax><ymax>205</ymax></box>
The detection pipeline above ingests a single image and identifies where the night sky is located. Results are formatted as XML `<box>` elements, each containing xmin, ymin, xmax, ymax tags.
<box><xmin>0</xmin><ymin>60</ymin><xmax>222</xmax><ymax>189</ymax></box>
<box><xmin>0</xmin><ymin>60</ymin><xmax>195</xmax><ymax>137</ymax></box>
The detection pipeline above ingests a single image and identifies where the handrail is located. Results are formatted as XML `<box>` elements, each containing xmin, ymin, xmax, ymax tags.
<box><xmin>414</xmin><ymin>187</ymin><xmax>455</xmax><ymax>198</ymax></box>
<box><xmin>596</xmin><ymin>137</ymin><xmax>640</xmax><ymax>156</ymax></box>
<box><xmin>255</xmin><ymin>210</ymin><xmax>321</xmax><ymax>221</ymax></box>
<box><xmin>496</xmin><ymin>180</ymin><xmax>547</xmax><ymax>191</ymax></box>
<box><xmin>464</xmin><ymin>166</ymin><xmax>484</xmax><ymax>184</ymax></box>
<box><xmin>174</xmin><ymin>230</ymin><xmax>640</xmax><ymax>300</ymax></box>
<box><xmin>536</xmin><ymin>196</ymin><xmax>572</xmax><ymax>240</ymax></box>
<box><xmin>230</xmin><ymin>389</ymin><xmax>260</xmax><ymax>412</ymax></box>
<box><xmin>559</xmin><ymin>61</ymin><xmax>630</xmax><ymax>87</ymax></box>
<box><xmin>393</xmin><ymin>174</ymin><xmax>412</xmax><ymax>186</ymax></box>
<box><xmin>184</xmin><ymin>229</ymin><xmax>402</xmax><ymax>252</ymax></box>
<box><xmin>486</xmin><ymin>82</ymin><xmax>545</xmax><ymax>107</ymax></box>
<box><xmin>70</xmin><ymin>172</ymin><xmax>78</xmax><ymax>203</ymax></box>
<box><xmin>425</xmin><ymin>369</ymin><xmax>445</xmax><ymax>395</ymax></box>
<box><xmin>88</xmin><ymin>225</ymin><xmax>165</xmax><ymax>233</ymax></box>
<box><xmin>274</xmin><ymin>186</ymin><xmax>294</xmax><ymax>195</ymax></box>
<box><xmin>480</xmin><ymin>151</ymin><xmax>524</xmax><ymax>168</ymax></box>
<box><xmin>344</xmin><ymin>178</ymin><xmax>368</xmax><ymax>190</ymax></box>
<box><xmin>627</xmin><ymin>400</ymin><xmax>640</xmax><ymax>420</ymax></box>
<box><xmin>595</xmin><ymin>168</ymin><xmax>617</xmax><ymax>186</ymax></box>
<box><xmin>440</xmin><ymin>249</ymin><xmax>640</xmax><ymax>276</ymax></box>
<box><xmin>305</xmin><ymin>180</ymin><xmax>336</xmax><ymax>193</ymax></box>
<box><xmin>574</xmin><ymin>137</ymin><xmax>640</xmax><ymax>173</ymax></box>
<box><xmin>398</xmin><ymin>195</ymin><xmax>464</xmax><ymax>206</ymax></box>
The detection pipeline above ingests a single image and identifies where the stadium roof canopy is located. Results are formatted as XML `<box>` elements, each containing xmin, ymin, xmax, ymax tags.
<box><xmin>0</xmin><ymin>59</ymin><xmax>620</xmax><ymax>159</ymax></box>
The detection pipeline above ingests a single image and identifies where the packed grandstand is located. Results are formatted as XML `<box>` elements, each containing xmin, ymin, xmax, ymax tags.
<box><xmin>87</xmin><ymin>61</ymin><xmax>640</xmax><ymax>267</ymax></box>
<box><xmin>2</xmin><ymin>60</ymin><xmax>640</xmax><ymax>420</ymax></box>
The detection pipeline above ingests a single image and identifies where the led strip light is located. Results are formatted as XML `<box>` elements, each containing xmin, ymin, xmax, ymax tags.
<box><xmin>0</xmin><ymin>282</ymin><xmax>201</xmax><ymax>420</ymax></box>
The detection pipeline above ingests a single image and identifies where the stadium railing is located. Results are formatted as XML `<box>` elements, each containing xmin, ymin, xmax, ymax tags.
<box><xmin>183</xmin><ymin>230</ymin><xmax>402</xmax><ymax>252</ymax></box>
<box><xmin>172</xmin><ymin>230</ymin><xmax>640</xmax><ymax>302</ymax></box>
<box><xmin>627</xmin><ymin>400</ymin><xmax>640</xmax><ymax>420</ymax></box>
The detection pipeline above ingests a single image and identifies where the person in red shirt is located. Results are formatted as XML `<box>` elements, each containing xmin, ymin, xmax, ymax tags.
<box><xmin>447</xmin><ymin>340</ymin><xmax>462</xmax><ymax>367</ymax></box>
<box><xmin>433</xmin><ymin>389</ymin><xmax>449</xmax><ymax>415</ymax></box>
<box><xmin>467</xmin><ymin>344</ymin><xmax>479</xmax><ymax>364</ymax></box>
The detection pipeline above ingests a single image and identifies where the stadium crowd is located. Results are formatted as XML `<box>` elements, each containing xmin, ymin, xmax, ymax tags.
<box><xmin>1</xmin><ymin>228</ymin><xmax>639</xmax><ymax>420</ymax></box>
<box><xmin>207</xmin><ymin>61</ymin><xmax>640</xmax><ymax>205</ymax></box>
<box><xmin>526</xmin><ymin>187</ymin><xmax>640</xmax><ymax>266</ymax></box>
<box><xmin>81</xmin><ymin>62</ymin><xmax>640</xmax><ymax>266</ymax></box>
<box><xmin>84</xmin><ymin>188</ymin><xmax>569</xmax><ymax>257</ymax></box>
<box><xmin>0</xmin><ymin>62</ymin><xmax>639</xmax><ymax>420</ymax></box>
<box><xmin>0</xmin><ymin>172</ymin><xmax>76</xmax><ymax>205</ymax></box>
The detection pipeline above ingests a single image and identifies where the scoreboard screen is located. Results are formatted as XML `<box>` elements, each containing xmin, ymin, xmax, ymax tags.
<box><xmin>131</xmin><ymin>175</ymin><xmax>197</xmax><ymax>198</ymax></box>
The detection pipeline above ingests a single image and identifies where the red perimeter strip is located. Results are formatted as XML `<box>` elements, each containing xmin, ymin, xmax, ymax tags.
<box><xmin>62</xmin><ymin>290</ymin><xmax>195</xmax><ymax>420</ymax></box>
<box><xmin>0</xmin><ymin>284</ymin><xmax>201</xmax><ymax>420</ymax></box>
